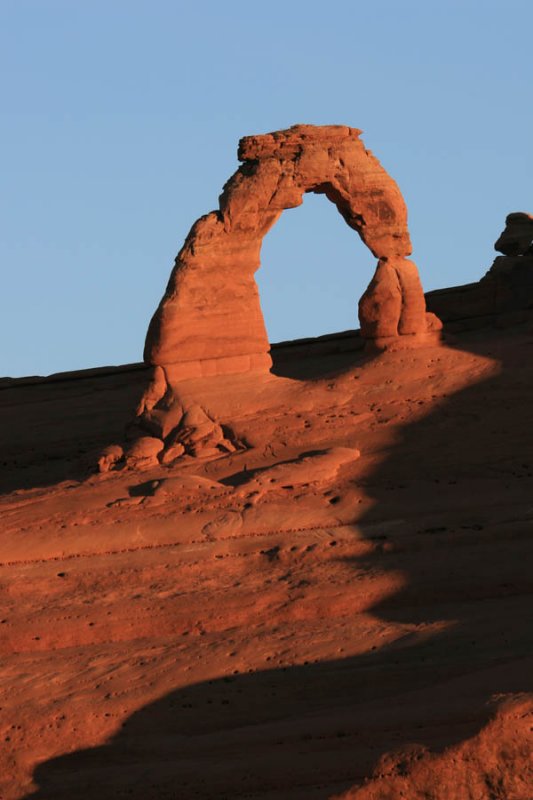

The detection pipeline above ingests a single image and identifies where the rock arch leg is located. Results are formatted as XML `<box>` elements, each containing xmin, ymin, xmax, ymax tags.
<box><xmin>100</xmin><ymin>125</ymin><xmax>438</xmax><ymax>469</ymax></box>
<box><xmin>145</xmin><ymin>125</ymin><xmax>437</xmax><ymax>383</ymax></box>
<box><xmin>359</xmin><ymin>257</ymin><xmax>430</xmax><ymax>339</ymax></box>
<box><xmin>128</xmin><ymin>125</ymin><xmax>441</xmax><ymax>461</ymax></box>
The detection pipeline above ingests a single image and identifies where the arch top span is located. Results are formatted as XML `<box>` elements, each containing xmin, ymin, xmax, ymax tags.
<box><xmin>144</xmin><ymin>124</ymin><xmax>439</xmax><ymax>379</ymax></box>
<box><xmin>230</xmin><ymin>124</ymin><xmax>411</xmax><ymax>260</ymax></box>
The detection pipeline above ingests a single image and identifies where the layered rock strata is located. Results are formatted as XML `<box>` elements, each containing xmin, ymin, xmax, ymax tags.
<box><xmin>130</xmin><ymin>125</ymin><xmax>438</xmax><ymax>467</ymax></box>
<box><xmin>145</xmin><ymin>124</ymin><xmax>436</xmax><ymax>380</ymax></box>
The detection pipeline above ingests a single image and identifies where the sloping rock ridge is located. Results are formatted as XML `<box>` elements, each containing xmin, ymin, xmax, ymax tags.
<box><xmin>1</xmin><ymin>209</ymin><xmax>533</xmax><ymax>799</ymax></box>
<box><xmin>426</xmin><ymin>211</ymin><xmax>533</xmax><ymax>329</ymax></box>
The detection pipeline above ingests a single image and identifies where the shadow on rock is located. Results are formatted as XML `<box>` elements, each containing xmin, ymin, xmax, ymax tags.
<box><xmin>22</xmin><ymin>328</ymin><xmax>533</xmax><ymax>798</ymax></box>
<box><xmin>0</xmin><ymin>367</ymin><xmax>150</xmax><ymax>495</ymax></box>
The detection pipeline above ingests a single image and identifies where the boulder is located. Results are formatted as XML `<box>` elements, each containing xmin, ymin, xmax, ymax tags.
<box><xmin>97</xmin><ymin>444</ymin><xmax>124</xmax><ymax>473</ymax></box>
<box><xmin>162</xmin><ymin>404</ymin><xmax>236</xmax><ymax>460</ymax></box>
<box><xmin>125</xmin><ymin>436</ymin><xmax>164</xmax><ymax>469</ymax></box>
<box><xmin>495</xmin><ymin>212</ymin><xmax>533</xmax><ymax>256</ymax></box>
<box><xmin>426</xmin><ymin>212</ymin><xmax>533</xmax><ymax>330</ymax></box>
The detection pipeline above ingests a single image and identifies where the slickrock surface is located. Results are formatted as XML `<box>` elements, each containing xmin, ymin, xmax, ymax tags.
<box><xmin>1</xmin><ymin>320</ymin><xmax>532</xmax><ymax>799</ymax></box>
<box><xmin>145</xmin><ymin>125</ymin><xmax>437</xmax><ymax>384</ymax></box>
<box><xmin>335</xmin><ymin>696</ymin><xmax>532</xmax><ymax>799</ymax></box>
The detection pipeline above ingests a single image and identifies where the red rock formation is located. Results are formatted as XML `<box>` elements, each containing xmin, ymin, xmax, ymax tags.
<box><xmin>495</xmin><ymin>211</ymin><xmax>533</xmax><ymax>256</ymax></box>
<box><xmin>2</xmin><ymin>319</ymin><xmax>533</xmax><ymax>799</ymax></box>
<box><xmin>335</xmin><ymin>695</ymin><xmax>533</xmax><ymax>800</ymax></box>
<box><xmin>145</xmin><ymin>125</ymin><xmax>436</xmax><ymax>382</ymax></box>
<box><xmin>426</xmin><ymin>211</ymin><xmax>533</xmax><ymax>330</ymax></box>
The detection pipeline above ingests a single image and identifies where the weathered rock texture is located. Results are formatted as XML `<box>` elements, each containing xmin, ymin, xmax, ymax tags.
<box><xmin>145</xmin><ymin>125</ymin><xmax>435</xmax><ymax>383</ymax></box>
<box><xmin>426</xmin><ymin>211</ymin><xmax>533</xmax><ymax>330</ymax></box>
<box><xmin>2</xmin><ymin>317</ymin><xmax>533</xmax><ymax>800</ymax></box>
<box><xmin>335</xmin><ymin>695</ymin><xmax>533</xmax><ymax>800</ymax></box>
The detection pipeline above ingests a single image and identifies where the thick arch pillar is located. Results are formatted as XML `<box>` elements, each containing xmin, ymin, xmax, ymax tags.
<box><xmin>144</xmin><ymin>125</ymin><xmax>438</xmax><ymax>384</ymax></box>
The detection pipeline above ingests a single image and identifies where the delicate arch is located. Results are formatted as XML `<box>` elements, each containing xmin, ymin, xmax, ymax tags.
<box><xmin>145</xmin><ymin>125</ymin><xmax>436</xmax><ymax>381</ymax></box>
<box><xmin>256</xmin><ymin>190</ymin><xmax>377</xmax><ymax>344</ymax></box>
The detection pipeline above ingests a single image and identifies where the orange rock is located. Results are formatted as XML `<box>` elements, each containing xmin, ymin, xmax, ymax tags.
<box><xmin>235</xmin><ymin>446</ymin><xmax>360</xmax><ymax>502</ymax></box>
<box><xmin>162</xmin><ymin>403</ymin><xmax>233</xmax><ymax>460</ymax></box>
<box><xmin>135</xmin><ymin>365</ymin><xmax>167</xmax><ymax>416</ymax></box>
<box><xmin>335</xmin><ymin>695</ymin><xmax>533</xmax><ymax>800</ymax></box>
<box><xmin>97</xmin><ymin>444</ymin><xmax>124</xmax><ymax>473</ymax></box>
<box><xmin>140</xmin><ymin>399</ymin><xmax>183</xmax><ymax>440</ymax></box>
<box><xmin>358</xmin><ymin>259</ymin><xmax>402</xmax><ymax>338</ymax></box>
<box><xmin>145</xmin><ymin>125</ymin><xmax>435</xmax><ymax>380</ymax></box>
<box><xmin>359</xmin><ymin>257</ymin><xmax>429</xmax><ymax>339</ymax></box>
<box><xmin>124</xmin><ymin>436</ymin><xmax>164</xmax><ymax>469</ymax></box>
<box><xmin>158</xmin><ymin>441</ymin><xmax>185</xmax><ymax>465</ymax></box>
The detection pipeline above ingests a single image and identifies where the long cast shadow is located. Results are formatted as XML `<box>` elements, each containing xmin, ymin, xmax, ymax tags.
<box><xmin>0</xmin><ymin>334</ymin><xmax>369</xmax><ymax>496</ymax></box>
<box><xmin>22</xmin><ymin>327</ymin><xmax>533</xmax><ymax>798</ymax></box>
<box><xmin>0</xmin><ymin>367</ymin><xmax>150</xmax><ymax>495</ymax></box>
<box><xmin>269</xmin><ymin>330</ymin><xmax>365</xmax><ymax>380</ymax></box>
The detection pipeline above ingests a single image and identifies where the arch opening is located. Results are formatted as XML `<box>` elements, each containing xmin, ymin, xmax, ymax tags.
<box><xmin>142</xmin><ymin>125</ymin><xmax>437</xmax><ymax>390</ymax></box>
<box><xmin>129</xmin><ymin>125</ymin><xmax>440</xmax><ymax>465</ymax></box>
<box><xmin>256</xmin><ymin>191</ymin><xmax>376</xmax><ymax>344</ymax></box>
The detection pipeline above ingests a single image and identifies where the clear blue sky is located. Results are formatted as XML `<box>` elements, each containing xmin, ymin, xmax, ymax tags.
<box><xmin>1</xmin><ymin>0</ymin><xmax>532</xmax><ymax>376</ymax></box>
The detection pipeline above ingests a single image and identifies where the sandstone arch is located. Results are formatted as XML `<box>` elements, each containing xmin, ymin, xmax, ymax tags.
<box><xmin>145</xmin><ymin>124</ymin><xmax>437</xmax><ymax>383</ymax></box>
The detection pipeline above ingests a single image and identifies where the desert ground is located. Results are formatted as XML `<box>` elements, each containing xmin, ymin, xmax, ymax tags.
<box><xmin>1</xmin><ymin>321</ymin><xmax>532</xmax><ymax>799</ymax></box>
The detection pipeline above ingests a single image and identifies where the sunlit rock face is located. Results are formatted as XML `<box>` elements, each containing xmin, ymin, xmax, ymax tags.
<box><xmin>144</xmin><ymin>124</ymin><xmax>436</xmax><ymax>382</ymax></box>
<box><xmin>129</xmin><ymin>125</ymin><xmax>441</xmax><ymax>468</ymax></box>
